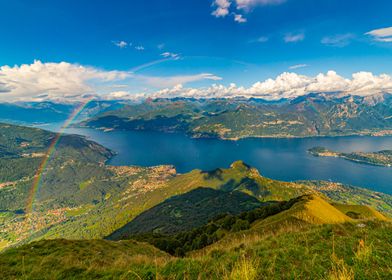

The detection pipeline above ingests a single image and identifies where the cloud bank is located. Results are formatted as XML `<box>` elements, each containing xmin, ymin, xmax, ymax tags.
<box><xmin>136</xmin><ymin>71</ymin><xmax>392</xmax><ymax>101</ymax></box>
<box><xmin>0</xmin><ymin>60</ymin><xmax>130</xmax><ymax>102</ymax></box>
<box><xmin>1</xmin><ymin>61</ymin><xmax>391</xmax><ymax>102</ymax></box>
<box><xmin>0</xmin><ymin>61</ymin><xmax>221</xmax><ymax>102</ymax></box>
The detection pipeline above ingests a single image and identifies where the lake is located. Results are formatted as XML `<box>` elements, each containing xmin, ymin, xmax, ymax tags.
<box><xmin>40</xmin><ymin>124</ymin><xmax>392</xmax><ymax>195</ymax></box>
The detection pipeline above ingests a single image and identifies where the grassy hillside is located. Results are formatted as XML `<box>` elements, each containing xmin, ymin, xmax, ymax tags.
<box><xmin>82</xmin><ymin>95</ymin><xmax>392</xmax><ymax>139</ymax></box>
<box><xmin>0</xmin><ymin>239</ymin><xmax>170</xmax><ymax>279</ymax></box>
<box><xmin>112</xmin><ymin>195</ymin><xmax>387</xmax><ymax>256</ymax></box>
<box><xmin>1</xmin><ymin>207</ymin><xmax>390</xmax><ymax>279</ymax></box>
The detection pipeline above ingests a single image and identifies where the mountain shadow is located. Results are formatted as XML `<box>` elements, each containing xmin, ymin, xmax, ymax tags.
<box><xmin>107</xmin><ymin>187</ymin><xmax>264</xmax><ymax>240</ymax></box>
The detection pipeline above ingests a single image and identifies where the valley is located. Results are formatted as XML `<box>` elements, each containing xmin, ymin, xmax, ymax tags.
<box><xmin>0</xmin><ymin>123</ymin><xmax>391</xmax><ymax>279</ymax></box>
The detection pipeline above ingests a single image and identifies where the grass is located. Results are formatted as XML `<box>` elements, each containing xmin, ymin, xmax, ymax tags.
<box><xmin>251</xmin><ymin>195</ymin><xmax>353</xmax><ymax>233</ymax></box>
<box><xmin>332</xmin><ymin>203</ymin><xmax>388</xmax><ymax>221</ymax></box>
<box><xmin>1</xmin><ymin>221</ymin><xmax>391</xmax><ymax>279</ymax></box>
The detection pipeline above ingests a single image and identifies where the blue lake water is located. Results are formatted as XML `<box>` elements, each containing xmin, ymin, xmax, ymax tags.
<box><xmin>40</xmin><ymin>123</ymin><xmax>392</xmax><ymax>195</ymax></box>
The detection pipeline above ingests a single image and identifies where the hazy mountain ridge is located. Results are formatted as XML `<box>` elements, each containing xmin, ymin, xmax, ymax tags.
<box><xmin>0</xmin><ymin>100</ymin><xmax>126</xmax><ymax>125</ymax></box>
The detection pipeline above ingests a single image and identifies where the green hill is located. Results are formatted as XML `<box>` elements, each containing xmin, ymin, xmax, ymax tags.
<box><xmin>252</xmin><ymin>194</ymin><xmax>354</xmax><ymax>232</ymax></box>
<box><xmin>1</xmin><ymin>197</ymin><xmax>391</xmax><ymax>279</ymax></box>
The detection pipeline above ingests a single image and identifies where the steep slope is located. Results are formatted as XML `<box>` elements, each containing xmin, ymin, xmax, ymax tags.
<box><xmin>107</xmin><ymin>187</ymin><xmax>263</xmax><ymax>238</ymax></box>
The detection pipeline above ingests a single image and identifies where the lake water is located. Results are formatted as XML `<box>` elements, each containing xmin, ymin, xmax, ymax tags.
<box><xmin>40</xmin><ymin>123</ymin><xmax>392</xmax><ymax>195</ymax></box>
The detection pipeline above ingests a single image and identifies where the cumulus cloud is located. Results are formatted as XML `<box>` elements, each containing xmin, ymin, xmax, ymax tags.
<box><xmin>284</xmin><ymin>33</ymin><xmax>305</xmax><ymax>43</ymax></box>
<box><xmin>0</xmin><ymin>61</ymin><xmax>221</xmax><ymax>102</ymax></box>
<box><xmin>0</xmin><ymin>60</ymin><xmax>130</xmax><ymax>102</ymax></box>
<box><xmin>2</xmin><ymin>61</ymin><xmax>391</xmax><ymax>102</ymax></box>
<box><xmin>135</xmin><ymin>45</ymin><xmax>145</xmax><ymax>51</ymax></box>
<box><xmin>212</xmin><ymin>0</ymin><xmax>231</xmax><ymax>17</ymax></box>
<box><xmin>211</xmin><ymin>0</ymin><xmax>285</xmax><ymax>23</ymax></box>
<box><xmin>126</xmin><ymin>71</ymin><xmax>392</xmax><ymax>101</ymax></box>
<box><xmin>0</xmin><ymin>81</ymin><xmax>11</xmax><ymax>93</ymax></box>
<box><xmin>321</xmin><ymin>34</ymin><xmax>355</xmax><ymax>47</ymax></box>
<box><xmin>365</xmin><ymin>26</ymin><xmax>392</xmax><ymax>42</ymax></box>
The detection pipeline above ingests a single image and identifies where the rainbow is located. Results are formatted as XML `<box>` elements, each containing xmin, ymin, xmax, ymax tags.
<box><xmin>25</xmin><ymin>98</ymin><xmax>94</xmax><ymax>215</ymax></box>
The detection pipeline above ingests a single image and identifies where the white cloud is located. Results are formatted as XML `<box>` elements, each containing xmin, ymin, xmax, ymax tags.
<box><xmin>2</xmin><ymin>62</ymin><xmax>391</xmax><ymax>102</ymax></box>
<box><xmin>135</xmin><ymin>45</ymin><xmax>145</xmax><ymax>51</ymax></box>
<box><xmin>284</xmin><ymin>33</ymin><xmax>305</xmax><ymax>43</ymax></box>
<box><xmin>211</xmin><ymin>0</ymin><xmax>285</xmax><ymax>23</ymax></box>
<box><xmin>321</xmin><ymin>34</ymin><xmax>355</xmax><ymax>47</ymax></box>
<box><xmin>0</xmin><ymin>60</ymin><xmax>130</xmax><ymax>102</ymax></box>
<box><xmin>113</xmin><ymin>41</ymin><xmax>129</xmax><ymax>48</ymax></box>
<box><xmin>212</xmin><ymin>0</ymin><xmax>231</xmax><ymax>17</ymax></box>
<box><xmin>289</xmin><ymin>64</ymin><xmax>308</xmax><ymax>70</ymax></box>
<box><xmin>366</xmin><ymin>26</ymin><xmax>392</xmax><ymax>42</ymax></box>
<box><xmin>131</xmin><ymin>71</ymin><xmax>392</xmax><ymax>101</ymax></box>
<box><xmin>0</xmin><ymin>61</ymin><xmax>221</xmax><ymax>102</ymax></box>
<box><xmin>157</xmin><ymin>43</ymin><xmax>165</xmax><ymax>50</ymax></box>
<box><xmin>160</xmin><ymin>52</ymin><xmax>180</xmax><ymax>59</ymax></box>
<box><xmin>233</xmin><ymin>13</ymin><xmax>247</xmax><ymax>23</ymax></box>
<box><xmin>236</xmin><ymin>0</ymin><xmax>286</xmax><ymax>10</ymax></box>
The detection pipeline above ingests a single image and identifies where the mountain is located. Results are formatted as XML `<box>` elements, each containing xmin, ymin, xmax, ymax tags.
<box><xmin>81</xmin><ymin>94</ymin><xmax>392</xmax><ymax>139</ymax></box>
<box><xmin>0</xmin><ymin>100</ymin><xmax>125</xmax><ymax>125</ymax></box>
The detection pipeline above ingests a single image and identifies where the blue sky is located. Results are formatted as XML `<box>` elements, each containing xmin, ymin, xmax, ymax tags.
<box><xmin>0</xmin><ymin>0</ymin><xmax>392</xmax><ymax>101</ymax></box>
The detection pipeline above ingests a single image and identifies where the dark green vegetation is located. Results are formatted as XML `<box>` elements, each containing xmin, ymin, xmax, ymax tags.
<box><xmin>82</xmin><ymin>94</ymin><xmax>392</xmax><ymax>139</ymax></box>
<box><xmin>108</xmin><ymin>187</ymin><xmax>263</xmax><ymax>237</ymax></box>
<box><xmin>309</xmin><ymin>146</ymin><xmax>392</xmax><ymax>167</ymax></box>
<box><xmin>117</xmin><ymin>197</ymin><xmax>300</xmax><ymax>256</ymax></box>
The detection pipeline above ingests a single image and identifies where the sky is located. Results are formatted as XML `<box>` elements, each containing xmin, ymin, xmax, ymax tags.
<box><xmin>0</xmin><ymin>0</ymin><xmax>392</xmax><ymax>102</ymax></box>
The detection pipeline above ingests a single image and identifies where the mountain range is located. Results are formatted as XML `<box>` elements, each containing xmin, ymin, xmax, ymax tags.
<box><xmin>80</xmin><ymin>93</ymin><xmax>392</xmax><ymax>139</ymax></box>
